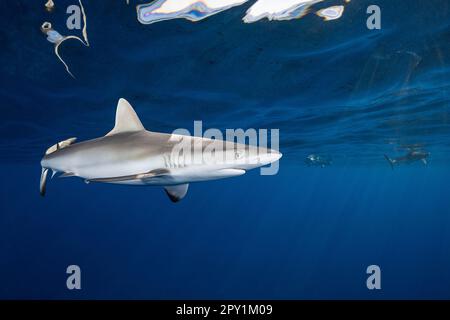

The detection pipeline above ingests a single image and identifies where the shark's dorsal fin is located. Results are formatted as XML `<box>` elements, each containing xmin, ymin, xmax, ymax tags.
<box><xmin>106</xmin><ymin>98</ymin><xmax>144</xmax><ymax>136</ymax></box>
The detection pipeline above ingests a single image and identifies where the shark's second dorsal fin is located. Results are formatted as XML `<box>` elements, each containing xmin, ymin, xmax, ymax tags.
<box><xmin>106</xmin><ymin>98</ymin><xmax>145</xmax><ymax>136</ymax></box>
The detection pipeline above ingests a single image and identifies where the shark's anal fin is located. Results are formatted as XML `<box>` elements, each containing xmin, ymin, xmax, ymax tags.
<box><xmin>164</xmin><ymin>184</ymin><xmax>189</xmax><ymax>203</ymax></box>
<box><xmin>106</xmin><ymin>98</ymin><xmax>145</xmax><ymax>136</ymax></box>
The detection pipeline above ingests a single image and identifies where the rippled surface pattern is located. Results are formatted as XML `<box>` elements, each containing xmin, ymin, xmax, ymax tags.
<box><xmin>137</xmin><ymin>0</ymin><xmax>248</xmax><ymax>24</ymax></box>
<box><xmin>244</xmin><ymin>0</ymin><xmax>323</xmax><ymax>22</ymax></box>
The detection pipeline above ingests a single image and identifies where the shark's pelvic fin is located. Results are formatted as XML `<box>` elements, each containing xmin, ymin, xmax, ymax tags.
<box><xmin>106</xmin><ymin>98</ymin><xmax>145</xmax><ymax>136</ymax></box>
<box><xmin>164</xmin><ymin>184</ymin><xmax>189</xmax><ymax>203</ymax></box>
<box><xmin>59</xmin><ymin>172</ymin><xmax>76</xmax><ymax>178</ymax></box>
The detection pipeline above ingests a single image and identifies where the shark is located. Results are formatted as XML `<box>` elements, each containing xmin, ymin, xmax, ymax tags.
<box><xmin>40</xmin><ymin>98</ymin><xmax>282</xmax><ymax>202</ymax></box>
<box><xmin>384</xmin><ymin>147</ymin><xmax>429</xmax><ymax>169</ymax></box>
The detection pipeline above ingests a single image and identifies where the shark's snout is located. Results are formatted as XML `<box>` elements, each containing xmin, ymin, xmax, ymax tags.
<box><xmin>40</xmin><ymin>153</ymin><xmax>60</xmax><ymax>170</ymax></box>
<box><xmin>259</xmin><ymin>149</ymin><xmax>282</xmax><ymax>165</ymax></box>
<box><xmin>272</xmin><ymin>150</ymin><xmax>282</xmax><ymax>162</ymax></box>
<box><xmin>40</xmin><ymin>156</ymin><xmax>50</xmax><ymax>169</ymax></box>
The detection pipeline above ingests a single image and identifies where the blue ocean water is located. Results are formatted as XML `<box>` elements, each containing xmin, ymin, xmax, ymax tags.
<box><xmin>0</xmin><ymin>0</ymin><xmax>449</xmax><ymax>299</ymax></box>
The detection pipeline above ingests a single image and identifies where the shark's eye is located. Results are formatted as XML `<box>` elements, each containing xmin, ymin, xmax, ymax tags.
<box><xmin>235</xmin><ymin>150</ymin><xmax>244</xmax><ymax>160</ymax></box>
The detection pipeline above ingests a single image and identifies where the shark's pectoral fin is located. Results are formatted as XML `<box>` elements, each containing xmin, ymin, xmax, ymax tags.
<box><xmin>40</xmin><ymin>168</ymin><xmax>49</xmax><ymax>197</ymax></box>
<box><xmin>422</xmin><ymin>159</ymin><xmax>427</xmax><ymax>165</ymax></box>
<box><xmin>88</xmin><ymin>174</ymin><xmax>139</xmax><ymax>183</ymax></box>
<box><xmin>88</xmin><ymin>168</ymin><xmax>171</xmax><ymax>183</ymax></box>
<box><xmin>59</xmin><ymin>172</ymin><xmax>76</xmax><ymax>178</ymax></box>
<box><xmin>164</xmin><ymin>184</ymin><xmax>189</xmax><ymax>203</ymax></box>
<box><xmin>139</xmin><ymin>168</ymin><xmax>170</xmax><ymax>179</ymax></box>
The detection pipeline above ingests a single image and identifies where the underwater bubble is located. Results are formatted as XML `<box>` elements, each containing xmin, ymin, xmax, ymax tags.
<box><xmin>45</xmin><ymin>0</ymin><xmax>55</xmax><ymax>12</ymax></box>
<box><xmin>137</xmin><ymin>0</ymin><xmax>249</xmax><ymax>24</ymax></box>
<box><xmin>40</xmin><ymin>21</ymin><xmax>53</xmax><ymax>33</ymax></box>
<box><xmin>316</xmin><ymin>5</ymin><xmax>345</xmax><ymax>21</ymax></box>
<box><xmin>243</xmin><ymin>0</ymin><xmax>323</xmax><ymax>23</ymax></box>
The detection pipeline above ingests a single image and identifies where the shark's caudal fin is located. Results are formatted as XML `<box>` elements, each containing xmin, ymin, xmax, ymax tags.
<box><xmin>384</xmin><ymin>155</ymin><xmax>395</xmax><ymax>170</ymax></box>
<box><xmin>41</xmin><ymin>137</ymin><xmax>77</xmax><ymax>196</ymax></box>
<box><xmin>40</xmin><ymin>168</ymin><xmax>49</xmax><ymax>196</ymax></box>
<box><xmin>106</xmin><ymin>98</ymin><xmax>145</xmax><ymax>136</ymax></box>
<box><xmin>164</xmin><ymin>184</ymin><xmax>189</xmax><ymax>203</ymax></box>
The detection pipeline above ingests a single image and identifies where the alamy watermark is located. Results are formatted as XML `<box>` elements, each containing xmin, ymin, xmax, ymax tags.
<box><xmin>366</xmin><ymin>265</ymin><xmax>381</xmax><ymax>290</ymax></box>
<box><xmin>367</xmin><ymin>5</ymin><xmax>381</xmax><ymax>30</ymax></box>
<box><xmin>168</xmin><ymin>121</ymin><xmax>281</xmax><ymax>176</ymax></box>
<box><xmin>66</xmin><ymin>265</ymin><xmax>81</xmax><ymax>290</ymax></box>
<box><xmin>66</xmin><ymin>4</ymin><xmax>83</xmax><ymax>30</ymax></box>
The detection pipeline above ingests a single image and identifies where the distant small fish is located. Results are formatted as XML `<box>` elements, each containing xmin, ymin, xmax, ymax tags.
<box><xmin>305</xmin><ymin>154</ymin><xmax>332</xmax><ymax>168</ymax></box>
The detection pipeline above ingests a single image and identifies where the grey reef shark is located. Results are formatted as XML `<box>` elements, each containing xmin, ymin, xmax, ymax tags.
<box><xmin>40</xmin><ymin>99</ymin><xmax>282</xmax><ymax>202</ymax></box>
<box><xmin>384</xmin><ymin>145</ymin><xmax>429</xmax><ymax>169</ymax></box>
